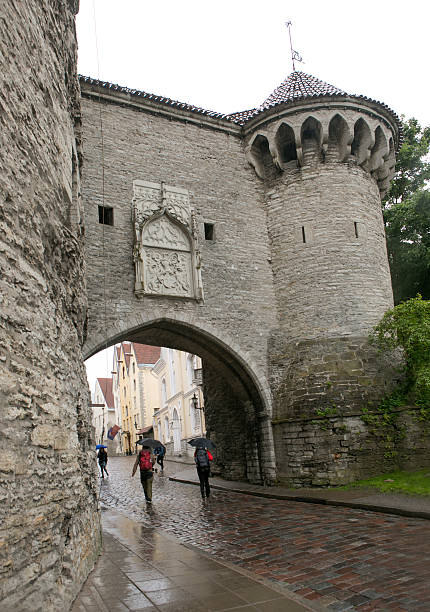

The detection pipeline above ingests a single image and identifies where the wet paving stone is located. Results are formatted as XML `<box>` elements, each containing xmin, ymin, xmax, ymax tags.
<box><xmin>95</xmin><ymin>457</ymin><xmax>430</xmax><ymax>610</ymax></box>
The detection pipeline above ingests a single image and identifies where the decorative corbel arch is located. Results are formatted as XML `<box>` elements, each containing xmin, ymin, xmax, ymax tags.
<box><xmin>274</xmin><ymin>122</ymin><xmax>298</xmax><ymax>169</ymax></box>
<box><xmin>327</xmin><ymin>113</ymin><xmax>352</xmax><ymax>162</ymax></box>
<box><xmin>245</xmin><ymin>133</ymin><xmax>274</xmax><ymax>179</ymax></box>
<box><xmin>300</xmin><ymin>116</ymin><xmax>323</xmax><ymax>162</ymax></box>
<box><xmin>369</xmin><ymin>126</ymin><xmax>389</xmax><ymax>173</ymax></box>
<box><xmin>351</xmin><ymin>118</ymin><xmax>374</xmax><ymax>167</ymax></box>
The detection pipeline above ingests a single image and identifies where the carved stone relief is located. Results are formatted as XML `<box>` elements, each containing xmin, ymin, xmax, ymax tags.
<box><xmin>132</xmin><ymin>180</ymin><xmax>203</xmax><ymax>300</ymax></box>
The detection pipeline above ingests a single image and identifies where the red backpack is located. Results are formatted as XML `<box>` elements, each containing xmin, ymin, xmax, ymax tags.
<box><xmin>139</xmin><ymin>450</ymin><xmax>152</xmax><ymax>471</ymax></box>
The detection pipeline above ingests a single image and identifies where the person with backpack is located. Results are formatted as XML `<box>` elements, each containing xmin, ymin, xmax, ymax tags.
<box><xmin>132</xmin><ymin>445</ymin><xmax>155</xmax><ymax>503</ymax></box>
<box><xmin>154</xmin><ymin>445</ymin><xmax>166</xmax><ymax>472</ymax></box>
<box><xmin>97</xmin><ymin>447</ymin><xmax>109</xmax><ymax>478</ymax></box>
<box><xmin>194</xmin><ymin>445</ymin><xmax>213</xmax><ymax>499</ymax></box>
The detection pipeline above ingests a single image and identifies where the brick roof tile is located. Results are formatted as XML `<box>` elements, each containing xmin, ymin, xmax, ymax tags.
<box><xmin>97</xmin><ymin>378</ymin><xmax>114</xmax><ymax>408</ymax></box>
<box><xmin>132</xmin><ymin>343</ymin><xmax>161</xmax><ymax>365</ymax></box>
<box><xmin>79</xmin><ymin>72</ymin><xmax>401</xmax><ymax>139</ymax></box>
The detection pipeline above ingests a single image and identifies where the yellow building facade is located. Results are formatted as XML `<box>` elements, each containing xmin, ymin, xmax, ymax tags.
<box><xmin>111</xmin><ymin>343</ymin><xmax>205</xmax><ymax>456</ymax></box>
<box><xmin>113</xmin><ymin>342</ymin><xmax>161</xmax><ymax>454</ymax></box>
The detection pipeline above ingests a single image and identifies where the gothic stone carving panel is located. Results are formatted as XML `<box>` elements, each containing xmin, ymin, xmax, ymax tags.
<box><xmin>132</xmin><ymin>180</ymin><xmax>203</xmax><ymax>300</ymax></box>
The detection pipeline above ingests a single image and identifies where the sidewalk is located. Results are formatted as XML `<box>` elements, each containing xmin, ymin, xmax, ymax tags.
<box><xmin>169</xmin><ymin>464</ymin><xmax>430</xmax><ymax>520</ymax></box>
<box><xmin>72</xmin><ymin>508</ymin><xmax>319</xmax><ymax>612</ymax></box>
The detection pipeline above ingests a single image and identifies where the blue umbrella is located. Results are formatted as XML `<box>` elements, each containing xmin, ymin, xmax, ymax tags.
<box><xmin>96</xmin><ymin>444</ymin><xmax>107</xmax><ymax>449</ymax></box>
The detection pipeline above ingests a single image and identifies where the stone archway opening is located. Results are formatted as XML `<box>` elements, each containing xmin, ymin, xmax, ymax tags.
<box><xmin>85</xmin><ymin>318</ymin><xmax>276</xmax><ymax>485</ymax></box>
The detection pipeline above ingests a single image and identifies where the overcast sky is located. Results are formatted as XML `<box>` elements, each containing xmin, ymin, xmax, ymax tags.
<box><xmin>76</xmin><ymin>0</ymin><xmax>430</xmax><ymax>125</ymax></box>
<box><xmin>78</xmin><ymin>0</ymin><xmax>430</xmax><ymax>390</ymax></box>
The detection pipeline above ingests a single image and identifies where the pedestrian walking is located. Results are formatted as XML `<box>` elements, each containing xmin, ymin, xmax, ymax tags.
<box><xmin>154</xmin><ymin>445</ymin><xmax>166</xmax><ymax>472</ymax></box>
<box><xmin>132</xmin><ymin>445</ymin><xmax>155</xmax><ymax>503</ymax></box>
<box><xmin>97</xmin><ymin>447</ymin><xmax>109</xmax><ymax>478</ymax></box>
<box><xmin>194</xmin><ymin>445</ymin><xmax>213</xmax><ymax>499</ymax></box>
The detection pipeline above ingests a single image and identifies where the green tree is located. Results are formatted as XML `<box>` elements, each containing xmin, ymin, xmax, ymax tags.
<box><xmin>370</xmin><ymin>295</ymin><xmax>430</xmax><ymax>407</ymax></box>
<box><xmin>383</xmin><ymin>118</ymin><xmax>430</xmax><ymax>303</ymax></box>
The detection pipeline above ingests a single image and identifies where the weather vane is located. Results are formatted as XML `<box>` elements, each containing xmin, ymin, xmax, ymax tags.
<box><xmin>285</xmin><ymin>21</ymin><xmax>304</xmax><ymax>71</ymax></box>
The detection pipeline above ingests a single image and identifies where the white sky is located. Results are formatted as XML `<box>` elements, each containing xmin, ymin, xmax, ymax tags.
<box><xmin>78</xmin><ymin>0</ymin><xmax>430</xmax><ymax>390</ymax></box>
<box><xmin>76</xmin><ymin>0</ymin><xmax>430</xmax><ymax>125</ymax></box>
<box><xmin>85</xmin><ymin>346</ymin><xmax>114</xmax><ymax>399</ymax></box>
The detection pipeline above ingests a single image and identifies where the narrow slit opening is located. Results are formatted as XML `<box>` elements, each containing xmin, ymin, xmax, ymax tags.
<box><xmin>302</xmin><ymin>226</ymin><xmax>306</xmax><ymax>243</ymax></box>
<box><xmin>204</xmin><ymin>223</ymin><xmax>214</xmax><ymax>241</ymax></box>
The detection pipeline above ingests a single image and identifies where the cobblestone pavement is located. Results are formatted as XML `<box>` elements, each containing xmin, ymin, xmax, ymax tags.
<box><xmin>99</xmin><ymin>458</ymin><xmax>430</xmax><ymax>611</ymax></box>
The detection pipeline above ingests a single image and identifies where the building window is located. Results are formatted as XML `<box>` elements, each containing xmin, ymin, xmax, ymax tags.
<box><xmin>169</xmin><ymin>349</ymin><xmax>176</xmax><ymax>395</ymax></box>
<box><xmin>186</xmin><ymin>354</ymin><xmax>193</xmax><ymax>388</ymax></box>
<box><xmin>164</xmin><ymin>416</ymin><xmax>169</xmax><ymax>442</ymax></box>
<box><xmin>301</xmin><ymin>226</ymin><xmax>306</xmax><ymax>243</ymax></box>
<box><xmin>161</xmin><ymin>378</ymin><xmax>167</xmax><ymax>406</ymax></box>
<box><xmin>204</xmin><ymin>223</ymin><xmax>214</xmax><ymax>240</ymax></box>
<box><xmin>98</xmin><ymin>205</ymin><xmax>114</xmax><ymax>226</ymax></box>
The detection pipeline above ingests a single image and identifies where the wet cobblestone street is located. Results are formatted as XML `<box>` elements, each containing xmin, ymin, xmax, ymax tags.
<box><xmin>99</xmin><ymin>457</ymin><xmax>430</xmax><ymax>611</ymax></box>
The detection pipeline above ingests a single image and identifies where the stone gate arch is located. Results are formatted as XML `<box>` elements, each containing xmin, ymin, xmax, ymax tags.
<box><xmin>84</xmin><ymin>312</ymin><xmax>276</xmax><ymax>484</ymax></box>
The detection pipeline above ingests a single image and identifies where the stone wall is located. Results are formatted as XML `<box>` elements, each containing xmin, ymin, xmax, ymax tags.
<box><xmin>269</xmin><ymin>335</ymin><xmax>412</xmax><ymax>485</ymax></box>
<box><xmin>203</xmin><ymin>363</ymin><xmax>249</xmax><ymax>481</ymax></box>
<box><xmin>0</xmin><ymin>1</ymin><xmax>100</xmax><ymax>610</ymax></box>
<box><xmin>265</xmin><ymin>163</ymin><xmax>393</xmax><ymax>340</ymax></box>
<box><xmin>80</xmin><ymin>89</ymin><xmax>277</xmax><ymax>382</ymax></box>
<box><xmin>79</xmin><ymin>88</ymin><xmax>279</xmax><ymax>482</ymax></box>
<box><xmin>79</xmin><ymin>81</ymin><xmax>425</xmax><ymax>488</ymax></box>
<box><xmin>273</xmin><ymin>406</ymin><xmax>430</xmax><ymax>487</ymax></box>
<box><xmin>270</xmin><ymin>336</ymin><xmax>402</xmax><ymax>421</ymax></box>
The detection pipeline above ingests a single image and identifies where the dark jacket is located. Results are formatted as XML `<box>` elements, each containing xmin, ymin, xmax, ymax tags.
<box><xmin>97</xmin><ymin>449</ymin><xmax>107</xmax><ymax>464</ymax></box>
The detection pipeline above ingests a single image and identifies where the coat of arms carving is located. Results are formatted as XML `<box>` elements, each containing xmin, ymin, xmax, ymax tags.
<box><xmin>132</xmin><ymin>180</ymin><xmax>203</xmax><ymax>300</ymax></box>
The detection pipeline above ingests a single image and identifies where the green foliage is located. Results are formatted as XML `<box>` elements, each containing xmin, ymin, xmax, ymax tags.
<box><xmin>360</xmin><ymin>392</ymin><xmax>407</xmax><ymax>458</ymax></box>
<box><xmin>384</xmin><ymin>191</ymin><xmax>430</xmax><ymax>302</ymax></box>
<box><xmin>369</xmin><ymin>295</ymin><xmax>430</xmax><ymax>407</ymax></box>
<box><xmin>342</xmin><ymin>469</ymin><xmax>430</xmax><ymax>496</ymax></box>
<box><xmin>383</xmin><ymin>118</ymin><xmax>430</xmax><ymax>303</ymax></box>
<box><xmin>313</xmin><ymin>405</ymin><xmax>338</xmax><ymax>430</ymax></box>
<box><xmin>384</xmin><ymin>118</ymin><xmax>430</xmax><ymax>206</ymax></box>
<box><xmin>316</xmin><ymin>405</ymin><xmax>338</xmax><ymax>418</ymax></box>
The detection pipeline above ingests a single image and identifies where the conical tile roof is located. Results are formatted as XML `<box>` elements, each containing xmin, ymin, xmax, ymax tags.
<box><xmin>226</xmin><ymin>71</ymin><xmax>350</xmax><ymax>124</ymax></box>
<box><xmin>261</xmin><ymin>71</ymin><xmax>348</xmax><ymax>108</ymax></box>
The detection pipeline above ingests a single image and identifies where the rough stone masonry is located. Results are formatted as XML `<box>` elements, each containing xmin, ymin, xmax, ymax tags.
<box><xmin>0</xmin><ymin>1</ymin><xmax>100</xmax><ymax>610</ymax></box>
<box><xmin>79</xmin><ymin>70</ymin><xmax>428</xmax><ymax>488</ymax></box>
<box><xmin>1</xmin><ymin>2</ymin><xmax>430</xmax><ymax>610</ymax></box>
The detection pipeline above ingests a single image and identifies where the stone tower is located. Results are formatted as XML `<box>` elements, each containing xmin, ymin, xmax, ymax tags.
<box><xmin>1</xmin><ymin>1</ymin><xmax>100</xmax><ymax>610</ymax></box>
<box><xmin>241</xmin><ymin>72</ymin><xmax>402</xmax><ymax>484</ymax></box>
<box><xmin>80</xmin><ymin>68</ymin><xmax>415</xmax><ymax>487</ymax></box>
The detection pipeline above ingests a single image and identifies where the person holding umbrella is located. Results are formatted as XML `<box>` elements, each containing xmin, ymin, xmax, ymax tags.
<box><xmin>132</xmin><ymin>438</ymin><xmax>160</xmax><ymax>503</ymax></box>
<box><xmin>96</xmin><ymin>445</ymin><xmax>109</xmax><ymax>478</ymax></box>
<box><xmin>188</xmin><ymin>437</ymin><xmax>215</xmax><ymax>500</ymax></box>
<box><xmin>154</xmin><ymin>444</ymin><xmax>166</xmax><ymax>473</ymax></box>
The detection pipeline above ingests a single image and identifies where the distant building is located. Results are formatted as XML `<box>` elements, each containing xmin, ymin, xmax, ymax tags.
<box><xmin>92</xmin><ymin>377</ymin><xmax>119</xmax><ymax>455</ymax></box>
<box><xmin>152</xmin><ymin>349</ymin><xmax>205</xmax><ymax>458</ymax></box>
<box><xmin>110</xmin><ymin>342</ymin><xmax>205</xmax><ymax>456</ymax></box>
<box><xmin>112</xmin><ymin>342</ymin><xmax>161</xmax><ymax>454</ymax></box>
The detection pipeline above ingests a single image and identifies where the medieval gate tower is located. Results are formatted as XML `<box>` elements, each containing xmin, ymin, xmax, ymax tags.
<box><xmin>4</xmin><ymin>2</ymin><xmax>427</xmax><ymax>610</ymax></box>
<box><xmin>241</xmin><ymin>73</ymin><xmax>401</xmax><ymax>485</ymax></box>
<box><xmin>81</xmin><ymin>71</ymin><xmax>403</xmax><ymax>487</ymax></box>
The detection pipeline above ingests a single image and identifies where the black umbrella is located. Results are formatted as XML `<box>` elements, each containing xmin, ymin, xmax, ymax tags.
<box><xmin>188</xmin><ymin>437</ymin><xmax>216</xmax><ymax>450</ymax></box>
<box><xmin>136</xmin><ymin>438</ymin><xmax>163</xmax><ymax>448</ymax></box>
